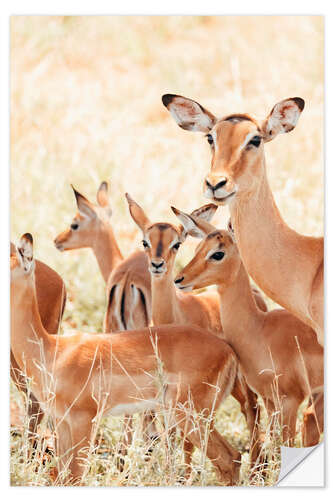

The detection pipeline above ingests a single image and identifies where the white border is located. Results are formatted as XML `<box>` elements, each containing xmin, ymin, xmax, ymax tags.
<box><xmin>2</xmin><ymin>2</ymin><xmax>332</xmax><ymax>498</ymax></box>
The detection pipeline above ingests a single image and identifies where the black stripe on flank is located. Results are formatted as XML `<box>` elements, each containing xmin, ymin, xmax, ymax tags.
<box><xmin>108</xmin><ymin>285</ymin><xmax>117</xmax><ymax>307</ymax></box>
<box><xmin>138</xmin><ymin>288</ymin><xmax>149</xmax><ymax>327</ymax></box>
<box><xmin>121</xmin><ymin>290</ymin><xmax>127</xmax><ymax>330</ymax></box>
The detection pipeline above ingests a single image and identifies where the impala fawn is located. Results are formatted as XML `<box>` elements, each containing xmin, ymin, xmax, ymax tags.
<box><xmin>172</xmin><ymin>209</ymin><xmax>323</xmax><ymax>447</ymax></box>
<box><xmin>10</xmin><ymin>242</ymin><xmax>66</xmax><ymax>437</ymax></box>
<box><xmin>54</xmin><ymin>182</ymin><xmax>154</xmax><ymax>459</ymax></box>
<box><xmin>54</xmin><ymin>182</ymin><xmax>151</xmax><ymax>332</ymax></box>
<box><xmin>126</xmin><ymin>194</ymin><xmax>268</xmax><ymax>463</ymax></box>
<box><xmin>11</xmin><ymin>233</ymin><xmax>241</xmax><ymax>485</ymax></box>
<box><xmin>162</xmin><ymin>94</ymin><xmax>323</xmax><ymax>347</ymax></box>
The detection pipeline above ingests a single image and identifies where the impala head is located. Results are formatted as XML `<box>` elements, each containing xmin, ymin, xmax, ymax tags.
<box><xmin>172</xmin><ymin>208</ymin><xmax>241</xmax><ymax>291</ymax></box>
<box><xmin>125</xmin><ymin>193</ymin><xmax>217</xmax><ymax>278</ymax></box>
<box><xmin>54</xmin><ymin>181</ymin><xmax>113</xmax><ymax>251</ymax></box>
<box><xmin>10</xmin><ymin>233</ymin><xmax>35</xmax><ymax>286</ymax></box>
<box><xmin>162</xmin><ymin>94</ymin><xmax>305</xmax><ymax>204</ymax></box>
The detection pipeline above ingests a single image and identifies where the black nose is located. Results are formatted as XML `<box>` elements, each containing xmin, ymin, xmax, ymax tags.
<box><xmin>206</xmin><ymin>178</ymin><xmax>228</xmax><ymax>190</ymax></box>
<box><xmin>174</xmin><ymin>277</ymin><xmax>184</xmax><ymax>284</ymax></box>
<box><xmin>152</xmin><ymin>261</ymin><xmax>163</xmax><ymax>269</ymax></box>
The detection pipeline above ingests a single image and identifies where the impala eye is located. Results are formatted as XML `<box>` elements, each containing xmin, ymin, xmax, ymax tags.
<box><xmin>210</xmin><ymin>251</ymin><xmax>225</xmax><ymax>261</ymax></box>
<box><xmin>206</xmin><ymin>134</ymin><xmax>214</xmax><ymax>146</ymax></box>
<box><xmin>247</xmin><ymin>136</ymin><xmax>261</xmax><ymax>148</ymax></box>
<box><xmin>71</xmin><ymin>223</ymin><xmax>79</xmax><ymax>230</ymax></box>
<box><xmin>172</xmin><ymin>242</ymin><xmax>181</xmax><ymax>251</ymax></box>
<box><xmin>142</xmin><ymin>240</ymin><xmax>149</xmax><ymax>249</ymax></box>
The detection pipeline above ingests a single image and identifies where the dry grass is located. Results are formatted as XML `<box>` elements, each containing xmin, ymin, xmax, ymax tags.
<box><xmin>10</xmin><ymin>15</ymin><xmax>323</xmax><ymax>486</ymax></box>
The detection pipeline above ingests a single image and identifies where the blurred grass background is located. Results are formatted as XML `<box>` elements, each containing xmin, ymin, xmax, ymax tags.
<box><xmin>10</xmin><ymin>15</ymin><xmax>323</xmax><ymax>485</ymax></box>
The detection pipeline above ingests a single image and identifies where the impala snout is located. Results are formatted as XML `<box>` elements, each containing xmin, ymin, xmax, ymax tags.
<box><xmin>174</xmin><ymin>275</ymin><xmax>193</xmax><ymax>292</ymax></box>
<box><xmin>204</xmin><ymin>176</ymin><xmax>236</xmax><ymax>205</ymax></box>
<box><xmin>150</xmin><ymin>259</ymin><xmax>166</xmax><ymax>276</ymax></box>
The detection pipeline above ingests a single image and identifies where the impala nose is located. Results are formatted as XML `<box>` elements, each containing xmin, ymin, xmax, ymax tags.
<box><xmin>151</xmin><ymin>261</ymin><xmax>164</xmax><ymax>270</ymax></box>
<box><xmin>206</xmin><ymin>177</ymin><xmax>228</xmax><ymax>191</ymax></box>
<box><xmin>174</xmin><ymin>277</ymin><xmax>184</xmax><ymax>284</ymax></box>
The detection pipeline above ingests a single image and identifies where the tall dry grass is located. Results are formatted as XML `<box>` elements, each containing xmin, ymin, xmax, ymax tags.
<box><xmin>10</xmin><ymin>16</ymin><xmax>323</xmax><ymax>486</ymax></box>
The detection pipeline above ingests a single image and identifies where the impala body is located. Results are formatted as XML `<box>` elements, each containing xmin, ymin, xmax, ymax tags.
<box><xmin>162</xmin><ymin>94</ymin><xmax>324</xmax><ymax>347</ymax></box>
<box><xmin>11</xmin><ymin>234</ymin><xmax>241</xmax><ymax>485</ymax></box>
<box><xmin>173</xmin><ymin>211</ymin><xmax>323</xmax><ymax>446</ymax></box>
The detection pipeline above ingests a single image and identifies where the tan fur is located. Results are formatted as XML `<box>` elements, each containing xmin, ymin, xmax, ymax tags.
<box><xmin>11</xmin><ymin>237</ymin><xmax>241</xmax><ymax>485</ymax></box>
<box><xmin>126</xmin><ymin>196</ymin><xmax>268</xmax><ymax>464</ymax></box>
<box><xmin>54</xmin><ymin>183</ymin><xmax>152</xmax><ymax>333</ymax></box>
<box><xmin>163</xmin><ymin>95</ymin><xmax>323</xmax><ymax>346</ymax></box>
<box><xmin>10</xmin><ymin>242</ymin><xmax>66</xmax><ymax>435</ymax></box>
<box><xmin>174</xmin><ymin>220</ymin><xmax>323</xmax><ymax>446</ymax></box>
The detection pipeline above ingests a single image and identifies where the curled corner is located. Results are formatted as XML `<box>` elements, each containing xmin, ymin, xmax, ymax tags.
<box><xmin>277</xmin><ymin>442</ymin><xmax>324</xmax><ymax>486</ymax></box>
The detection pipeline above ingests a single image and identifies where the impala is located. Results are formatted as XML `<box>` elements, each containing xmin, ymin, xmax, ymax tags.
<box><xmin>11</xmin><ymin>234</ymin><xmax>241</xmax><ymax>485</ymax></box>
<box><xmin>54</xmin><ymin>182</ymin><xmax>154</xmax><ymax>457</ymax></box>
<box><xmin>162</xmin><ymin>94</ymin><xmax>324</xmax><ymax>347</ymax></box>
<box><xmin>10</xmin><ymin>242</ymin><xmax>66</xmax><ymax>436</ymax></box>
<box><xmin>54</xmin><ymin>182</ymin><xmax>151</xmax><ymax>332</ymax></box>
<box><xmin>126</xmin><ymin>194</ymin><xmax>268</xmax><ymax>462</ymax></box>
<box><xmin>172</xmin><ymin>209</ymin><xmax>323</xmax><ymax>446</ymax></box>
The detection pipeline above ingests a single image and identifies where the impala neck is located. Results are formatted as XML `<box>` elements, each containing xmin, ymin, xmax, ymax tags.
<box><xmin>11</xmin><ymin>277</ymin><xmax>52</xmax><ymax>374</ymax></box>
<box><xmin>151</xmin><ymin>269</ymin><xmax>178</xmax><ymax>325</ymax></box>
<box><xmin>230</xmin><ymin>159</ymin><xmax>306</xmax><ymax>311</ymax></box>
<box><xmin>92</xmin><ymin>222</ymin><xmax>123</xmax><ymax>282</ymax></box>
<box><xmin>217</xmin><ymin>263</ymin><xmax>264</xmax><ymax>361</ymax></box>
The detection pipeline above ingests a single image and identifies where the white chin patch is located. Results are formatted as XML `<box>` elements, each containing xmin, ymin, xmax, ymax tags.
<box><xmin>204</xmin><ymin>188</ymin><xmax>214</xmax><ymax>200</ymax></box>
<box><xmin>178</xmin><ymin>285</ymin><xmax>193</xmax><ymax>292</ymax></box>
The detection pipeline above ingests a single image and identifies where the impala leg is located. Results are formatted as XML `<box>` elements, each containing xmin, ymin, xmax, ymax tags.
<box><xmin>281</xmin><ymin>399</ymin><xmax>298</xmax><ymax>446</ymax></box>
<box><xmin>55</xmin><ymin>412</ymin><xmax>93</xmax><ymax>485</ymax></box>
<box><xmin>231</xmin><ymin>373</ymin><xmax>261</xmax><ymax>465</ymax></box>
<box><xmin>117</xmin><ymin>414</ymin><xmax>133</xmax><ymax>471</ymax></box>
<box><xmin>302</xmin><ymin>391</ymin><xmax>324</xmax><ymax>447</ymax></box>
<box><xmin>176</xmin><ymin>409</ymin><xmax>240</xmax><ymax>486</ymax></box>
<box><xmin>10</xmin><ymin>350</ymin><xmax>44</xmax><ymax>438</ymax></box>
<box><xmin>142</xmin><ymin>412</ymin><xmax>160</xmax><ymax>453</ymax></box>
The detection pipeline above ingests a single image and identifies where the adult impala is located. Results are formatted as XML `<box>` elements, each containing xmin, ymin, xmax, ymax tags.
<box><xmin>162</xmin><ymin>94</ymin><xmax>324</xmax><ymax>346</ymax></box>
<box><xmin>126</xmin><ymin>194</ymin><xmax>267</xmax><ymax>463</ymax></box>
<box><xmin>10</xmin><ymin>242</ymin><xmax>66</xmax><ymax>436</ymax></box>
<box><xmin>54</xmin><ymin>182</ymin><xmax>151</xmax><ymax>332</ymax></box>
<box><xmin>11</xmin><ymin>234</ymin><xmax>241</xmax><ymax>485</ymax></box>
<box><xmin>172</xmin><ymin>210</ymin><xmax>323</xmax><ymax>446</ymax></box>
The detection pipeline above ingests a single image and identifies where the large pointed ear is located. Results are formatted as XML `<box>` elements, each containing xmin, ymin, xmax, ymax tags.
<box><xmin>125</xmin><ymin>193</ymin><xmax>151</xmax><ymax>232</ymax></box>
<box><xmin>176</xmin><ymin>203</ymin><xmax>218</xmax><ymax>241</ymax></box>
<box><xmin>96</xmin><ymin>181</ymin><xmax>112</xmax><ymax>216</ymax></box>
<box><xmin>171</xmin><ymin>207</ymin><xmax>216</xmax><ymax>239</ymax></box>
<box><xmin>16</xmin><ymin>233</ymin><xmax>34</xmax><ymax>273</ymax></box>
<box><xmin>162</xmin><ymin>94</ymin><xmax>217</xmax><ymax>133</ymax></box>
<box><xmin>71</xmin><ymin>185</ymin><xmax>96</xmax><ymax>219</ymax></box>
<box><xmin>261</xmin><ymin>97</ymin><xmax>305</xmax><ymax>142</ymax></box>
<box><xmin>96</xmin><ymin>181</ymin><xmax>110</xmax><ymax>208</ymax></box>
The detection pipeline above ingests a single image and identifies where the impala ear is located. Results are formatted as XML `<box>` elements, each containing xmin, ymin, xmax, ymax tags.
<box><xmin>162</xmin><ymin>94</ymin><xmax>217</xmax><ymax>133</ymax></box>
<box><xmin>16</xmin><ymin>233</ymin><xmax>34</xmax><ymax>273</ymax></box>
<box><xmin>71</xmin><ymin>185</ymin><xmax>96</xmax><ymax>219</ymax></box>
<box><xmin>125</xmin><ymin>193</ymin><xmax>151</xmax><ymax>232</ymax></box>
<box><xmin>171</xmin><ymin>207</ymin><xmax>215</xmax><ymax>239</ymax></box>
<box><xmin>190</xmin><ymin>203</ymin><xmax>218</xmax><ymax>223</ymax></box>
<box><xmin>261</xmin><ymin>97</ymin><xmax>305</xmax><ymax>142</ymax></box>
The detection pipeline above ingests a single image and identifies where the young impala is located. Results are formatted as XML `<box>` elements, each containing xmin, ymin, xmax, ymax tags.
<box><xmin>172</xmin><ymin>209</ymin><xmax>323</xmax><ymax>447</ymax></box>
<box><xmin>126</xmin><ymin>194</ymin><xmax>267</xmax><ymax>462</ymax></box>
<box><xmin>10</xmin><ymin>242</ymin><xmax>66</xmax><ymax>437</ymax></box>
<box><xmin>11</xmin><ymin>233</ymin><xmax>241</xmax><ymax>485</ymax></box>
<box><xmin>54</xmin><ymin>182</ymin><xmax>154</xmax><ymax>457</ymax></box>
<box><xmin>54</xmin><ymin>182</ymin><xmax>151</xmax><ymax>332</ymax></box>
<box><xmin>162</xmin><ymin>94</ymin><xmax>324</xmax><ymax>347</ymax></box>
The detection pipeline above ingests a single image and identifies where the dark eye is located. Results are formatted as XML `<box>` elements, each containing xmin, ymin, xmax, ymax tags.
<box><xmin>247</xmin><ymin>136</ymin><xmax>261</xmax><ymax>148</ymax></box>
<box><xmin>206</xmin><ymin>134</ymin><xmax>214</xmax><ymax>146</ymax></box>
<box><xmin>173</xmin><ymin>242</ymin><xmax>181</xmax><ymax>251</ymax></box>
<box><xmin>71</xmin><ymin>223</ymin><xmax>79</xmax><ymax>230</ymax></box>
<box><xmin>210</xmin><ymin>251</ymin><xmax>225</xmax><ymax>261</ymax></box>
<box><xmin>142</xmin><ymin>240</ymin><xmax>149</xmax><ymax>248</ymax></box>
